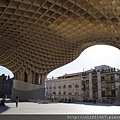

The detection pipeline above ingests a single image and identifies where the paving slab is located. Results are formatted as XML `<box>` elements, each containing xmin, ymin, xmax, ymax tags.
<box><xmin>0</xmin><ymin>100</ymin><xmax>120</xmax><ymax>114</ymax></box>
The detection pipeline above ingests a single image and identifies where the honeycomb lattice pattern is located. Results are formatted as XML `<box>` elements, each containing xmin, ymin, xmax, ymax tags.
<box><xmin>0</xmin><ymin>0</ymin><xmax>120</xmax><ymax>76</ymax></box>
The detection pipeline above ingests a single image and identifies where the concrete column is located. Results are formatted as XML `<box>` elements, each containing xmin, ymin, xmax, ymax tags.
<box><xmin>34</xmin><ymin>72</ymin><xmax>39</xmax><ymax>84</ymax></box>
<box><xmin>27</xmin><ymin>70</ymin><xmax>33</xmax><ymax>83</ymax></box>
<box><xmin>38</xmin><ymin>74</ymin><xmax>41</xmax><ymax>84</ymax></box>
<box><xmin>22</xmin><ymin>70</ymin><xmax>24</xmax><ymax>81</ymax></box>
<box><xmin>41</xmin><ymin>74</ymin><xmax>46</xmax><ymax>85</ymax></box>
<box><xmin>89</xmin><ymin>73</ymin><xmax>93</xmax><ymax>99</ymax></box>
<box><xmin>19</xmin><ymin>70</ymin><xmax>22</xmax><ymax>80</ymax></box>
<box><xmin>17</xmin><ymin>71</ymin><xmax>20</xmax><ymax>80</ymax></box>
<box><xmin>97</xmin><ymin>72</ymin><xmax>102</xmax><ymax>101</ymax></box>
<box><xmin>14</xmin><ymin>72</ymin><xmax>17</xmax><ymax>79</ymax></box>
<box><xmin>32</xmin><ymin>71</ymin><xmax>35</xmax><ymax>84</ymax></box>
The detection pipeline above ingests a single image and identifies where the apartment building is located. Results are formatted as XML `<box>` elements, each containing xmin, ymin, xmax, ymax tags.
<box><xmin>46</xmin><ymin>65</ymin><xmax>120</xmax><ymax>103</ymax></box>
<box><xmin>46</xmin><ymin>72</ymin><xmax>82</xmax><ymax>101</ymax></box>
<box><xmin>87</xmin><ymin>65</ymin><xmax>120</xmax><ymax>103</ymax></box>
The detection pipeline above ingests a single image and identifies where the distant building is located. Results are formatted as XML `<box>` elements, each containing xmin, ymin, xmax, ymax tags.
<box><xmin>46</xmin><ymin>72</ymin><xmax>82</xmax><ymax>101</ymax></box>
<box><xmin>83</xmin><ymin>65</ymin><xmax>120</xmax><ymax>103</ymax></box>
<box><xmin>46</xmin><ymin>65</ymin><xmax>120</xmax><ymax>103</ymax></box>
<box><xmin>0</xmin><ymin>74</ymin><xmax>13</xmax><ymax>98</ymax></box>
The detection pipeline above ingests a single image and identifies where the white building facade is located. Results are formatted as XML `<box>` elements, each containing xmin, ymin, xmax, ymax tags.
<box><xmin>46</xmin><ymin>65</ymin><xmax>120</xmax><ymax>103</ymax></box>
<box><xmin>46</xmin><ymin>73</ymin><xmax>82</xmax><ymax>101</ymax></box>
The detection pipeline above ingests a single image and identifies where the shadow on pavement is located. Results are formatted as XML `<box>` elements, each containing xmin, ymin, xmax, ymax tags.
<box><xmin>0</xmin><ymin>105</ymin><xmax>10</xmax><ymax>113</ymax></box>
<box><xmin>0</xmin><ymin>99</ymin><xmax>14</xmax><ymax>113</ymax></box>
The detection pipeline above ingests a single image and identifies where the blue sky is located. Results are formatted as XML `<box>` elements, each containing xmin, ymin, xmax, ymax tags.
<box><xmin>47</xmin><ymin>45</ymin><xmax>120</xmax><ymax>78</ymax></box>
<box><xmin>0</xmin><ymin>45</ymin><xmax>120</xmax><ymax>78</ymax></box>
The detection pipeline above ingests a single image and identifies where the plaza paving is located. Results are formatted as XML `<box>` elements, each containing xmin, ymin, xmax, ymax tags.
<box><xmin>0</xmin><ymin>99</ymin><xmax>120</xmax><ymax>114</ymax></box>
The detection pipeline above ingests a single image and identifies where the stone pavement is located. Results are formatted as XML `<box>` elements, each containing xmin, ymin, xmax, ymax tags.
<box><xmin>0</xmin><ymin>100</ymin><xmax>120</xmax><ymax>114</ymax></box>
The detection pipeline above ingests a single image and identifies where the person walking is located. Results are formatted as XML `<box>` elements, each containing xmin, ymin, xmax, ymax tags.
<box><xmin>15</xmin><ymin>96</ymin><xmax>19</xmax><ymax>107</ymax></box>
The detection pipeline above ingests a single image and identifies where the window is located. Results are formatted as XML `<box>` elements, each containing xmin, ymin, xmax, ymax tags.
<box><xmin>58</xmin><ymin>91</ymin><xmax>61</xmax><ymax>95</ymax></box>
<box><xmin>111</xmin><ymin>76</ymin><xmax>114</xmax><ymax>81</ymax></box>
<box><xmin>63</xmin><ymin>85</ymin><xmax>66</xmax><ymax>88</ymax></box>
<box><xmin>102</xmin><ymin>91</ymin><xmax>105</xmax><ymax>97</ymax></box>
<box><xmin>68</xmin><ymin>85</ymin><xmax>72</xmax><ymax>88</ymax></box>
<box><xmin>53</xmin><ymin>92</ymin><xmax>56</xmax><ymax>95</ymax></box>
<box><xmin>111</xmin><ymin>90</ymin><xmax>116</xmax><ymax>97</ymax></box>
<box><xmin>58</xmin><ymin>86</ymin><xmax>61</xmax><ymax>89</ymax></box>
<box><xmin>53</xmin><ymin>86</ymin><xmax>56</xmax><ymax>89</ymax></box>
<box><xmin>101</xmin><ymin>76</ymin><xmax>105</xmax><ymax>81</ymax></box>
<box><xmin>49</xmin><ymin>87</ymin><xmax>52</xmax><ymax>89</ymax></box>
<box><xmin>63</xmin><ymin>91</ymin><xmax>66</xmax><ymax>95</ymax></box>
<box><xmin>75</xmin><ymin>84</ymin><xmax>79</xmax><ymax>88</ymax></box>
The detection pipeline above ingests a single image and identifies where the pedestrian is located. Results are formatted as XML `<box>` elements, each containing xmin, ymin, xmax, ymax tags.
<box><xmin>68</xmin><ymin>98</ymin><xmax>71</xmax><ymax>103</ymax></box>
<box><xmin>93</xmin><ymin>99</ymin><xmax>96</xmax><ymax>104</ymax></box>
<box><xmin>65</xmin><ymin>98</ymin><xmax>67</xmax><ymax>103</ymax></box>
<box><xmin>15</xmin><ymin>96</ymin><xmax>19</xmax><ymax>107</ymax></box>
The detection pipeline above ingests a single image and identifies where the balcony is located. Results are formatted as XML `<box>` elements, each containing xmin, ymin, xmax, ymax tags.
<box><xmin>58</xmin><ymin>86</ymin><xmax>61</xmax><ymax>89</ymax></box>
<box><xmin>101</xmin><ymin>77</ymin><xmax>105</xmax><ymax>81</ymax></box>
<box><xmin>75</xmin><ymin>84</ymin><xmax>79</xmax><ymax>88</ymax></box>
<box><xmin>68</xmin><ymin>92</ymin><xmax>72</xmax><ymax>95</ymax></box>
<box><xmin>58</xmin><ymin>92</ymin><xmax>61</xmax><ymax>95</ymax></box>
<box><xmin>92</xmin><ymin>87</ymin><xmax>98</xmax><ymax>89</ymax></box>
<box><xmin>82</xmin><ymin>81</ymin><xmax>85</xmax><ymax>84</ymax></box>
<box><xmin>53</xmin><ymin>86</ymin><xmax>56</xmax><ymax>89</ymax></box>
<box><xmin>82</xmin><ymin>86</ymin><xmax>85</xmax><ymax>91</ymax></box>
<box><xmin>106</xmin><ymin>95</ymin><xmax>116</xmax><ymax>97</ymax></box>
<box><xmin>92</xmin><ymin>79</ymin><xmax>97</xmax><ymax>83</ymax></box>
<box><xmin>53</xmin><ymin>92</ymin><xmax>56</xmax><ymax>95</ymax></box>
<box><xmin>106</xmin><ymin>87</ymin><xmax>115</xmax><ymax>90</ymax></box>
<box><xmin>68</xmin><ymin>85</ymin><xmax>72</xmax><ymax>88</ymax></box>
<box><xmin>63</xmin><ymin>85</ymin><xmax>66</xmax><ymax>88</ymax></box>
<box><xmin>75</xmin><ymin>92</ymin><xmax>79</xmax><ymax>95</ymax></box>
<box><xmin>106</xmin><ymin>78</ymin><xmax>115</xmax><ymax>82</ymax></box>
